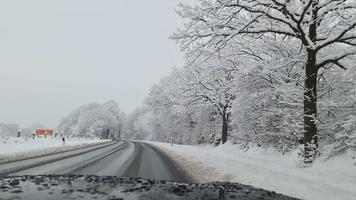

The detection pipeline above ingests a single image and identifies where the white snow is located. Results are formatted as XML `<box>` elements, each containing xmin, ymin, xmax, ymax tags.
<box><xmin>0</xmin><ymin>136</ymin><xmax>110</xmax><ymax>163</ymax></box>
<box><xmin>148</xmin><ymin>141</ymin><xmax>356</xmax><ymax>200</ymax></box>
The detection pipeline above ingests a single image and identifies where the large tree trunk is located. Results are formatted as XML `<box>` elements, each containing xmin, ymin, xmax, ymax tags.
<box><xmin>304</xmin><ymin>0</ymin><xmax>319</xmax><ymax>164</ymax></box>
<box><xmin>221</xmin><ymin>113</ymin><xmax>228</xmax><ymax>144</ymax></box>
<box><xmin>304</xmin><ymin>49</ymin><xmax>318</xmax><ymax>164</ymax></box>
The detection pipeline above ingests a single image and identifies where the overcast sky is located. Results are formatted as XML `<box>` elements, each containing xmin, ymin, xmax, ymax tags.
<box><xmin>0</xmin><ymin>0</ymin><xmax>185</xmax><ymax>128</ymax></box>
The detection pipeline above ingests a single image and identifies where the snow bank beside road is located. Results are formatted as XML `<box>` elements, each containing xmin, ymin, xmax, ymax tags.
<box><xmin>148</xmin><ymin>142</ymin><xmax>356</xmax><ymax>200</ymax></box>
<box><xmin>0</xmin><ymin>137</ymin><xmax>110</xmax><ymax>163</ymax></box>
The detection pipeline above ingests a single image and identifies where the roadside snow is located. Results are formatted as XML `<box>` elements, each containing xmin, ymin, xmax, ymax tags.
<box><xmin>0</xmin><ymin>137</ymin><xmax>110</xmax><ymax>163</ymax></box>
<box><xmin>148</xmin><ymin>141</ymin><xmax>356</xmax><ymax>200</ymax></box>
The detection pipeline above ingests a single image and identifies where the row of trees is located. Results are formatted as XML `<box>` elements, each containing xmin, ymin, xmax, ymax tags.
<box><xmin>0</xmin><ymin>101</ymin><xmax>125</xmax><ymax>140</ymax></box>
<box><xmin>57</xmin><ymin>101</ymin><xmax>125</xmax><ymax>139</ymax></box>
<box><xmin>125</xmin><ymin>0</ymin><xmax>356</xmax><ymax>163</ymax></box>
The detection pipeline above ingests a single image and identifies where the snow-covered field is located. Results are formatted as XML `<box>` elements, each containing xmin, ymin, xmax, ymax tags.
<box><xmin>0</xmin><ymin>137</ymin><xmax>110</xmax><ymax>163</ymax></box>
<box><xmin>149</xmin><ymin>141</ymin><xmax>356</xmax><ymax>200</ymax></box>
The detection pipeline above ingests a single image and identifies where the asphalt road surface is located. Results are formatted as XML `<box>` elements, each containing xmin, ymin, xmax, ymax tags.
<box><xmin>0</xmin><ymin>140</ymin><xmax>188</xmax><ymax>182</ymax></box>
<box><xmin>0</xmin><ymin>140</ymin><xmax>298</xmax><ymax>199</ymax></box>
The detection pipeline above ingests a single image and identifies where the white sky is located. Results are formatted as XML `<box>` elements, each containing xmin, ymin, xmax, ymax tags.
<box><xmin>0</xmin><ymin>0</ymin><xmax>185</xmax><ymax>128</ymax></box>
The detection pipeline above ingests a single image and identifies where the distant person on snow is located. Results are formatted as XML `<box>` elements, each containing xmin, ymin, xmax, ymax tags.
<box><xmin>61</xmin><ymin>134</ymin><xmax>65</xmax><ymax>145</ymax></box>
<box><xmin>170</xmin><ymin>136</ymin><xmax>174</xmax><ymax>147</ymax></box>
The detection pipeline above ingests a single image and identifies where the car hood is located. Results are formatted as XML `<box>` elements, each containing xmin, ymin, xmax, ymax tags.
<box><xmin>0</xmin><ymin>175</ymin><xmax>297</xmax><ymax>200</ymax></box>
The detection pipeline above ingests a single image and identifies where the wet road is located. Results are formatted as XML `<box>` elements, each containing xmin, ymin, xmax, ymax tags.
<box><xmin>0</xmin><ymin>141</ymin><xmax>298</xmax><ymax>200</ymax></box>
<box><xmin>122</xmin><ymin>142</ymin><xmax>186</xmax><ymax>182</ymax></box>
<box><xmin>0</xmin><ymin>141</ymin><xmax>188</xmax><ymax>182</ymax></box>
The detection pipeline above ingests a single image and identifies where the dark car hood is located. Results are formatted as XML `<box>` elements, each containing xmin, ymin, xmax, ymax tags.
<box><xmin>0</xmin><ymin>175</ymin><xmax>298</xmax><ymax>200</ymax></box>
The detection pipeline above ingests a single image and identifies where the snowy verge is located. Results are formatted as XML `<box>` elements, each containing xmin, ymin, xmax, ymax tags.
<box><xmin>147</xmin><ymin>141</ymin><xmax>356</xmax><ymax>200</ymax></box>
<box><xmin>0</xmin><ymin>137</ymin><xmax>111</xmax><ymax>164</ymax></box>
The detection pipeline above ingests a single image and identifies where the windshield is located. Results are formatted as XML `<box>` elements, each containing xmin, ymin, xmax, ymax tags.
<box><xmin>0</xmin><ymin>1</ymin><xmax>355</xmax><ymax>200</ymax></box>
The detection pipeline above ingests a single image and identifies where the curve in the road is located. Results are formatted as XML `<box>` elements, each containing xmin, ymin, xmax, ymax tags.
<box><xmin>0</xmin><ymin>140</ymin><xmax>189</xmax><ymax>183</ymax></box>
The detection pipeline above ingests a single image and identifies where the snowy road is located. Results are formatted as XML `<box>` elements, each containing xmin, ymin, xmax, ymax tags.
<box><xmin>0</xmin><ymin>141</ymin><xmax>299</xmax><ymax>199</ymax></box>
<box><xmin>0</xmin><ymin>141</ymin><xmax>188</xmax><ymax>182</ymax></box>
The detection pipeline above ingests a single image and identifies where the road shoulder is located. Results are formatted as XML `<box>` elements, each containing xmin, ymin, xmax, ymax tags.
<box><xmin>0</xmin><ymin>139</ymin><xmax>112</xmax><ymax>164</ymax></box>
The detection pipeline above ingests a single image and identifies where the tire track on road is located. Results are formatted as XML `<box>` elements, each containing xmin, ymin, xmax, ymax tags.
<box><xmin>0</xmin><ymin>141</ymin><xmax>118</xmax><ymax>176</ymax></box>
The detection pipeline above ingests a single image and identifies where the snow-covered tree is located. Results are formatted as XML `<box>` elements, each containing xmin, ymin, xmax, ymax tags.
<box><xmin>58</xmin><ymin>101</ymin><xmax>124</xmax><ymax>139</ymax></box>
<box><xmin>121</xmin><ymin>107</ymin><xmax>156</xmax><ymax>141</ymax></box>
<box><xmin>143</xmin><ymin>72</ymin><xmax>196</xmax><ymax>143</ymax></box>
<box><xmin>172</xmin><ymin>0</ymin><xmax>356</xmax><ymax>163</ymax></box>
<box><xmin>177</xmin><ymin>56</ymin><xmax>236</xmax><ymax>144</ymax></box>
<box><xmin>141</xmin><ymin>69</ymin><xmax>222</xmax><ymax>144</ymax></box>
<box><xmin>319</xmin><ymin>67</ymin><xmax>356</xmax><ymax>161</ymax></box>
<box><xmin>232</xmin><ymin>60</ymin><xmax>304</xmax><ymax>152</ymax></box>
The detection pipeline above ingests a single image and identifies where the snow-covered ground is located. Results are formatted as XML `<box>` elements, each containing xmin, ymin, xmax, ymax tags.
<box><xmin>148</xmin><ymin>141</ymin><xmax>356</xmax><ymax>200</ymax></box>
<box><xmin>0</xmin><ymin>137</ymin><xmax>110</xmax><ymax>163</ymax></box>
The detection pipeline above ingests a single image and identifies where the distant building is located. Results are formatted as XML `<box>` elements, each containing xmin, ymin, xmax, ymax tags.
<box><xmin>35</xmin><ymin>129</ymin><xmax>54</xmax><ymax>137</ymax></box>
